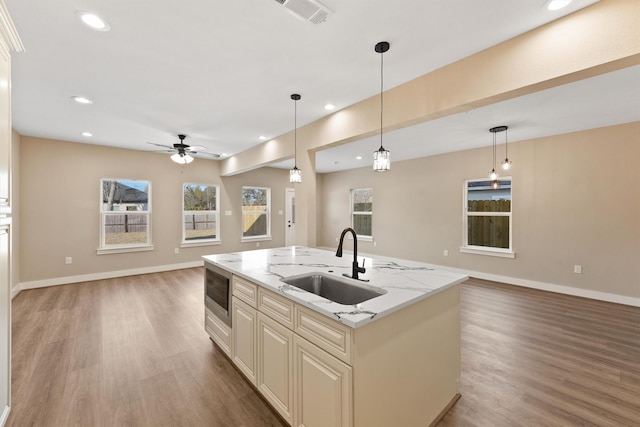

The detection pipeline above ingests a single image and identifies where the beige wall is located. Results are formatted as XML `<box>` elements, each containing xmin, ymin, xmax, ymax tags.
<box><xmin>318</xmin><ymin>122</ymin><xmax>640</xmax><ymax>300</ymax></box>
<box><xmin>18</xmin><ymin>136</ymin><xmax>291</xmax><ymax>284</ymax></box>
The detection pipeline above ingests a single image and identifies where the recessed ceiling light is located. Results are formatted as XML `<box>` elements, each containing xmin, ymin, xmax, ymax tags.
<box><xmin>356</xmin><ymin>156</ymin><xmax>362</xmax><ymax>160</ymax></box>
<box><xmin>76</xmin><ymin>11</ymin><xmax>111</xmax><ymax>31</ymax></box>
<box><xmin>72</xmin><ymin>96</ymin><xmax>93</xmax><ymax>104</ymax></box>
<box><xmin>324</xmin><ymin>104</ymin><xmax>335</xmax><ymax>110</ymax></box>
<box><xmin>544</xmin><ymin>0</ymin><xmax>572</xmax><ymax>11</ymax></box>
<box><xmin>82</xmin><ymin>132</ymin><xmax>92</xmax><ymax>137</ymax></box>
<box><xmin>259</xmin><ymin>135</ymin><xmax>267</xmax><ymax>140</ymax></box>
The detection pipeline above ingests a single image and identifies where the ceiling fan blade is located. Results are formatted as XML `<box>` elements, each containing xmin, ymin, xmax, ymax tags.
<box><xmin>146</xmin><ymin>141</ymin><xmax>175</xmax><ymax>150</ymax></box>
<box><xmin>184</xmin><ymin>145</ymin><xmax>207</xmax><ymax>152</ymax></box>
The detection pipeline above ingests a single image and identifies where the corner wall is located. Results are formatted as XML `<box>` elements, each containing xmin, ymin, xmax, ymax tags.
<box><xmin>318</xmin><ymin>122</ymin><xmax>640</xmax><ymax>302</ymax></box>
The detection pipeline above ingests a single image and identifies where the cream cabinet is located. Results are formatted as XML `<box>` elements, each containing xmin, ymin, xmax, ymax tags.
<box><xmin>225</xmin><ymin>272</ymin><xmax>460</xmax><ymax>427</ymax></box>
<box><xmin>231</xmin><ymin>297</ymin><xmax>257</xmax><ymax>385</ymax></box>
<box><xmin>293</xmin><ymin>335</ymin><xmax>352</xmax><ymax>427</ymax></box>
<box><xmin>257</xmin><ymin>312</ymin><xmax>293</xmax><ymax>424</ymax></box>
<box><xmin>205</xmin><ymin>307</ymin><xmax>231</xmax><ymax>357</ymax></box>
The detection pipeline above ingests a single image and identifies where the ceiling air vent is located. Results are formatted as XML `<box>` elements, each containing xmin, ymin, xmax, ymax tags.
<box><xmin>273</xmin><ymin>0</ymin><xmax>333</xmax><ymax>25</ymax></box>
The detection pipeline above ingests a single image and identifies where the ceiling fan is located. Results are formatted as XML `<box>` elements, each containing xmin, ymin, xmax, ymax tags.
<box><xmin>146</xmin><ymin>134</ymin><xmax>220</xmax><ymax>164</ymax></box>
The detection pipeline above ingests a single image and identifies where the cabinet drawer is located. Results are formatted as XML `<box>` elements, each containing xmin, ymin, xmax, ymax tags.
<box><xmin>295</xmin><ymin>305</ymin><xmax>352</xmax><ymax>365</ymax></box>
<box><xmin>233</xmin><ymin>275</ymin><xmax>258</xmax><ymax>308</ymax></box>
<box><xmin>258</xmin><ymin>288</ymin><xmax>295</xmax><ymax>330</ymax></box>
<box><xmin>205</xmin><ymin>308</ymin><xmax>231</xmax><ymax>357</ymax></box>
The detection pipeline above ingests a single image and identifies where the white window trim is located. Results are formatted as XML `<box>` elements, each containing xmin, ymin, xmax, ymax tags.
<box><xmin>98</xmin><ymin>178</ymin><xmax>152</xmax><ymax>255</ymax></box>
<box><xmin>461</xmin><ymin>177</ymin><xmax>515</xmax><ymax>258</ymax></box>
<box><xmin>351</xmin><ymin>188</ymin><xmax>373</xmax><ymax>239</ymax></box>
<box><xmin>242</xmin><ymin>186</ymin><xmax>271</xmax><ymax>240</ymax></box>
<box><xmin>182</xmin><ymin>183</ymin><xmax>221</xmax><ymax>245</ymax></box>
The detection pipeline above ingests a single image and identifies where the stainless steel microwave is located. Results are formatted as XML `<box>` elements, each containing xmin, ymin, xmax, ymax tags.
<box><xmin>205</xmin><ymin>262</ymin><xmax>232</xmax><ymax>327</ymax></box>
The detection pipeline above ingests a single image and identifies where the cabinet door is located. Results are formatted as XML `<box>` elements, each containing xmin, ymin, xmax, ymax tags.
<box><xmin>293</xmin><ymin>336</ymin><xmax>352</xmax><ymax>427</ymax></box>
<box><xmin>257</xmin><ymin>313</ymin><xmax>293</xmax><ymax>424</ymax></box>
<box><xmin>232</xmin><ymin>297</ymin><xmax>257</xmax><ymax>385</ymax></box>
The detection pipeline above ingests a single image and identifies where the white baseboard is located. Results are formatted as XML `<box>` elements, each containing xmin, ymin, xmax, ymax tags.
<box><xmin>14</xmin><ymin>261</ymin><xmax>204</xmax><ymax>297</ymax></box>
<box><xmin>428</xmin><ymin>264</ymin><xmax>640</xmax><ymax>308</ymax></box>
<box><xmin>0</xmin><ymin>405</ymin><xmax>10</xmax><ymax>427</ymax></box>
<box><xmin>11</xmin><ymin>255</ymin><xmax>640</xmax><ymax>308</ymax></box>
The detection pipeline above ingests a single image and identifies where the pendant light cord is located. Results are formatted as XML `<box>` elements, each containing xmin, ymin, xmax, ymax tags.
<box><xmin>379</xmin><ymin>48</ymin><xmax>384</xmax><ymax>149</ymax></box>
<box><xmin>294</xmin><ymin>98</ymin><xmax>297</xmax><ymax>166</ymax></box>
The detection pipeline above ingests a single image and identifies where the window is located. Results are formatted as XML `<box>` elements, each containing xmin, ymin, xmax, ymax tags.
<box><xmin>351</xmin><ymin>188</ymin><xmax>372</xmax><ymax>239</ymax></box>
<box><xmin>461</xmin><ymin>178</ymin><xmax>513</xmax><ymax>257</ymax></box>
<box><xmin>99</xmin><ymin>178</ymin><xmax>152</xmax><ymax>254</ymax></box>
<box><xmin>242</xmin><ymin>186</ymin><xmax>271</xmax><ymax>240</ymax></box>
<box><xmin>183</xmin><ymin>183</ymin><xmax>220</xmax><ymax>246</ymax></box>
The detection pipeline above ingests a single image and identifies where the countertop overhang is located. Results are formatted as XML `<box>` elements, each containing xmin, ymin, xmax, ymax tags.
<box><xmin>203</xmin><ymin>246</ymin><xmax>468</xmax><ymax>328</ymax></box>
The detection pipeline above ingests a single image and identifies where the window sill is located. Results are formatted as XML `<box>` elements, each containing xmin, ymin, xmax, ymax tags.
<box><xmin>241</xmin><ymin>236</ymin><xmax>272</xmax><ymax>243</ymax></box>
<box><xmin>97</xmin><ymin>245</ymin><xmax>154</xmax><ymax>255</ymax></box>
<box><xmin>459</xmin><ymin>246</ymin><xmax>515</xmax><ymax>259</ymax></box>
<box><xmin>181</xmin><ymin>240</ymin><xmax>221</xmax><ymax>248</ymax></box>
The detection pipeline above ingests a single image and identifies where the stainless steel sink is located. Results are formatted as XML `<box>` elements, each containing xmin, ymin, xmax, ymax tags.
<box><xmin>281</xmin><ymin>272</ymin><xmax>386</xmax><ymax>305</ymax></box>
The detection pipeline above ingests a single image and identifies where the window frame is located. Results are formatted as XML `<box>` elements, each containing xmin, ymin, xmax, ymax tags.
<box><xmin>98</xmin><ymin>178</ymin><xmax>153</xmax><ymax>255</ymax></box>
<box><xmin>460</xmin><ymin>177</ymin><xmax>514</xmax><ymax>258</ymax></box>
<box><xmin>350</xmin><ymin>187</ymin><xmax>373</xmax><ymax>241</ymax></box>
<box><xmin>181</xmin><ymin>183</ymin><xmax>221</xmax><ymax>247</ymax></box>
<box><xmin>241</xmin><ymin>186</ymin><xmax>272</xmax><ymax>242</ymax></box>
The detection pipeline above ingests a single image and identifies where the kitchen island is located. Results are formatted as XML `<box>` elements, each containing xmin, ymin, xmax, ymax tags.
<box><xmin>203</xmin><ymin>246</ymin><xmax>468</xmax><ymax>427</ymax></box>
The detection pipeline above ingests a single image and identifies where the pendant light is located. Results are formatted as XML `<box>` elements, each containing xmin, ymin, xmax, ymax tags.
<box><xmin>373</xmin><ymin>41</ymin><xmax>390</xmax><ymax>172</ymax></box>
<box><xmin>289</xmin><ymin>93</ymin><xmax>302</xmax><ymax>183</ymax></box>
<box><xmin>499</xmin><ymin>125</ymin><xmax>511</xmax><ymax>170</ymax></box>
<box><xmin>489</xmin><ymin>126</ymin><xmax>507</xmax><ymax>189</ymax></box>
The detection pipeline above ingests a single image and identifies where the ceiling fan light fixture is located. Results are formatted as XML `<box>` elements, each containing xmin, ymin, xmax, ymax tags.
<box><xmin>171</xmin><ymin>152</ymin><xmax>193</xmax><ymax>164</ymax></box>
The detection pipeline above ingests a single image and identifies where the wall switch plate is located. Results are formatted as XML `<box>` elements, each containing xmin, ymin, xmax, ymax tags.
<box><xmin>65</xmin><ymin>257</ymin><xmax>72</xmax><ymax>264</ymax></box>
<box><xmin>574</xmin><ymin>265</ymin><xmax>582</xmax><ymax>274</ymax></box>
<box><xmin>278</xmin><ymin>210</ymin><xmax>283</xmax><ymax>215</ymax></box>
<box><xmin>174</xmin><ymin>248</ymin><xmax>179</xmax><ymax>254</ymax></box>
<box><xmin>443</xmin><ymin>250</ymin><xmax>449</xmax><ymax>256</ymax></box>
<box><xmin>225</xmin><ymin>210</ymin><xmax>232</xmax><ymax>216</ymax></box>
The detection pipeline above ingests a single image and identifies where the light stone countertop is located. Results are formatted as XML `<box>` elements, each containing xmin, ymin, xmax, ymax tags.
<box><xmin>203</xmin><ymin>246</ymin><xmax>468</xmax><ymax>328</ymax></box>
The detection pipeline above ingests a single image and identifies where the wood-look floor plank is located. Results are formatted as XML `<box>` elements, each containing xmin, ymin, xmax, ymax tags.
<box><xmin>8</xmin><ymin>270</ymin><xmax>639</xmax><ymax>426</ymax></box>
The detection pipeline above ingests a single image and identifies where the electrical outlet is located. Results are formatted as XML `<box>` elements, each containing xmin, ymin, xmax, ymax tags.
<box><xmin>443</xmin><ymin>250</ymin><xmax>449</xmax><ymax>256</ymax></box>
<box><xmin>65</xmin><ymin>257</ymin><xmax>72</xmax><ymax>265</ymax></box>
<box><xmin>174</xmin><ymin>248</ymin><xmax>179</xmax><ymax>254</ymax></box>
<box><xmin>373</xmin><ymin>241</ymin><xmax>377</xmax><ymax>247</ymax></box>
<box><xmin>256</xmin><ymin>242</ymin><xmax>260</xmax><ymax>248</ymax></box>
<box><xmin>225</xmin><ymin>210</ymin><xmax>232</xmax><ymax>216</ymax></box>
<box><xmin>574</xmin><ymin>265</ymin><xmax>582</xmax><ymax>274</ymax></box>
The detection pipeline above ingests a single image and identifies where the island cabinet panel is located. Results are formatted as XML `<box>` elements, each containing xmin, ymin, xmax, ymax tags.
<box><xmin>257</xmin><ymin>312</ymin><xmax>294</xmax><ymax>424</ymax></box>
<box><xmin>232</xmin><ymin>297</ymin><xmax>257</xmax><ymax>385</ymax></box>
<box><xmin>351</xmin><ymin>285</ymin><xmax>461</xmax><ymax>427</ymax></box>
<box><xmin>293</xmin><ymin>335</ymin><xmax>352</xmax><ymax>427</ymax></box>
<box><xmin>205</xmin><ymin>307</ymin><xmax>231</xmax><ymax>357</ymax></box>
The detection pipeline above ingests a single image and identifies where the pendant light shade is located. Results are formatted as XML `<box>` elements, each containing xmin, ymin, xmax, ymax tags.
<box><xmin>289</xmin><ymin>94</ymin><xmax>302</xmax><ymax>183</ymax></box>
<box><xmin>373</xmin><ymin>41</ymin><xmax>390</xmax><ymax>172</ymax></box>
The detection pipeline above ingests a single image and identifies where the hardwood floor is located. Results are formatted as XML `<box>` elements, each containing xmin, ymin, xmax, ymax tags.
<box><xmin>8</xmin><ymin>270</ymin><xmax>640</xmax><ymax>426</ymax></box>
<box><xmin>8</xmin><ymin>268</ymin><xmax>286</xmax><ymax>427</ymax></box>
<box><xmin>439</xmin><ymin>279</ymin><xmax>640</xmax><ymax>427</ymax></box>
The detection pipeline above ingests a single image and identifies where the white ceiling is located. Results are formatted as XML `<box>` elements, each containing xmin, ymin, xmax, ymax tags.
<box><xmin>7</xmin><ymin>0</ymin><xmax>638</xmax><ymax>173</ymax></box>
